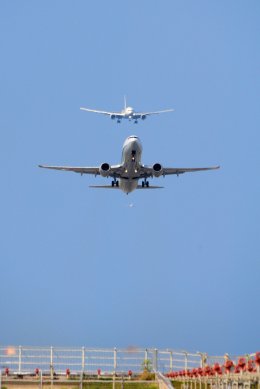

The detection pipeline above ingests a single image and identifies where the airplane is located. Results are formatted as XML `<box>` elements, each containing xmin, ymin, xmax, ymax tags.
<box><xmin>80</xmin><ymin>96</ymin><xmax>174</xmax><ymax>123</ymax></box>
<box><xmin>39</xmin><ymin>136</ymin><xmax>220</xmax><ymax>194</ymax></box>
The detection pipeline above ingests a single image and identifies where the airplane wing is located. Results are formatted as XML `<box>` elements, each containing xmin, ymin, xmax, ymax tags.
<box><xmin>80</xmin><ymin>107</ymin><xmax>122</xmax><ymax>117</ymax></box>
<box><xmin>38</xmin><ymin>164</ymin><xmax>123</xmax><ymax>177</ymax></box>
<box><xmin>139</xmin><ymin>165</ymin><xmax>220</xmax><ymax>178</ymax></box>
<box><xmin>89</xmin><ymin>185</ymin><xmax>163</xmax><ymax>190</ymax></box>
<box><xmin>134</xmin><ymin>109</ymin><xmax>174</xmax><ymax>117</ymax></box>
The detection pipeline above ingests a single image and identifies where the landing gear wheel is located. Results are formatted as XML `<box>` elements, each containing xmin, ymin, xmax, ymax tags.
<box><xmin>116</xmin><ymin>181</ymin><xmax>119</xmax><ymax>187</ymax></box>
<box><xmin>112</xmin><ymin>181</ymin><xmax>115</xmax><ymax>187</ymax></box>
<box><xmin>142</xmin><ymin>181</ymin><xmax>145</xmax><ymax>188</ymax></box>
<box><xmin>146</xmin><ymin>181</ymin><xmax>149</xmax><ymax>187</ymax></box>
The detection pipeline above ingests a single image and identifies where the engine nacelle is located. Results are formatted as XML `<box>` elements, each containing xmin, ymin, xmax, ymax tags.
<box><xmin>141</xmin><ymin>115</ymin><xmax>146</xmax><ymax>120</ymax></box>
<box><xmin>99</xmin><ymin>163</ymin><xmax>111</xmax><ymax>177</ymax></box>
<box><xmin>153</xmin><ymin>163</ymin><xmax>163</xmax><ymax>177</ymax></box>
<box><xmin>110</xmin><ymin>114</ymin><xmax>116</xmax><ymax>120</ymax></box>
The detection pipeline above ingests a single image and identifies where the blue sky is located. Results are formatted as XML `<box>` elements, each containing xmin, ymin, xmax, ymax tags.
<box><xmin>0</xmin><ymin>0</ymin><xmax>259</xmax><ymax>356</ymax></box>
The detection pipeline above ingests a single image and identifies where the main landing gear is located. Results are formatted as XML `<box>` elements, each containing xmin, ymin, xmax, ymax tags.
<box><xmin>111</xmin><ymin>178</ymin><xmax>119</xmax><ymax>187</ymax></box>
<box><xmin>141</xmin><ymin>178</ymin><xmax>149</xmax><ymax>188</ymax></box>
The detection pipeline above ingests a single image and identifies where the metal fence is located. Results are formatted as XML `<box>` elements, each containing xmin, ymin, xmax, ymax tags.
<box><xmin>0</xmin><ymin>346</ymin><xmax>206</xmax><ymax>375</ymax></box>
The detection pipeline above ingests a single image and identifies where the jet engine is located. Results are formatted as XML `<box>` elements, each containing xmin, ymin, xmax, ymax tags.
<box><xmin>153</xmin><ymin>163</ymin><xmax>163</xmax><ymax>177</ymax></box>
<box><xmin>141</xmin><ymin>115</ymin><xmax>147</xmax><ymax>120</ymax></box>
<box><xmin>110</xmin><ymin>114</ymin><xmax>116</xmax><ymax>120</ymax></box>
<box><xmin>99</xmin><ymin>163</ymin><xmax>111</xmax><ymax>177</ymax></box>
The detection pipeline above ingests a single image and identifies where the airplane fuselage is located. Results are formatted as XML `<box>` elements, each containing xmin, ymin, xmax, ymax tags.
<box><xmin>119</xmin><ymin>136</ymin><xmax>143</xmax><ymax>193</ymax></box>
<box><xmin>120</xmin><ymin>106</ymin><xmax>135</xmax><ymax>119</ymax></box>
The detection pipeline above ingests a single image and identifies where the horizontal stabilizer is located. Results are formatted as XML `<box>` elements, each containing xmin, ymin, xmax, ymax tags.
<box><xmin>89</xmin><ymin>185</ymin><xmax>120</xmax><ymax>189</ymax></box>
<box><xmin>137</xmin><ymin>185</ymin><xmax>164</xmax><ymax>189</ymax></box>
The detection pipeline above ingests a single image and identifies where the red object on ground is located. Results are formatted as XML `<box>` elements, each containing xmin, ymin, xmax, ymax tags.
<box><xmin>66</xmin><ymin>368</ymin><xmax>70</xmax><ymax>377</ymax></box>
<box><xmin>197</xmin><ymin>367</ymin><xmax>203</xmax><ymax>376</ymax></box>
<box><xmin>234</xmin><ymin>365</ymin><xmax>241</xmax><ymax>374</ymax></box>
<box><xmin>35</xmin><ymin>368</ymin><xmax>39</xmax><ymax>375</ymax></box>
<box><xmin>255</xmin><ymin>352</ymin><xmax>260</xmax><ymax>366</ymax></box>
<box><xmin>238</xmin><ymin>358</ymin><xmax>246</xmax><ymax>371</ymax></box>
<box><xmin>213</xmin><ymin>363</ymin><xmax>222</xmax><ymax>375</ymax></box>
<box><xmin>192</xmin><ymin>368</ymin><xmax>198</xmax><ymax>377</ymax></box>
<box><xmin>128</xmin><ymin>370</ymin><xmax>132</xmax><ymax>376</ymax></box>
<box><xmin>97</xmin><ymin>368</ymin><xmax>101</xmax><ymax>376</ymax></box>
<box><xmin>5</xmin><ymin>368</ymin><xmax>9</xmax><ymax>376</ymax></box>
<box><xmin>247</xmin><ymin>360</ymin><xmax>255</xmax><ymax>372</ymax></box>
<box><xmin>224</xmin><ymin>360</ymin><xmax>234</xmax><ymax>373</ymax></box>
<box><xmin>204</xmin><ymin>365</ymin><xmax>212</xmax><ymax>376</ymax></box>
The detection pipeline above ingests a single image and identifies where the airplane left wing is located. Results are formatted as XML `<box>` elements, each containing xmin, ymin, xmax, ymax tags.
<box><xmin>139</xmin><ymin>165</ymin><xmax>220</xmax><ymax>178</ymax></box>
<box><xmin>162</xmin><ymin>166</ymin><xmax>220</xmax><ymax>175</ymax></box>
<box><xmin>135</xmin><ymin>109</ymin><xmax>174</xmax><ymax>117</ymax></box>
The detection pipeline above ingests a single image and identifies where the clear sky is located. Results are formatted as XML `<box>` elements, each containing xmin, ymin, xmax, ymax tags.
<box><xmin>0</xmin><ymin>0</ymin><xmax>259</xmax><ymax>357</ymax></box>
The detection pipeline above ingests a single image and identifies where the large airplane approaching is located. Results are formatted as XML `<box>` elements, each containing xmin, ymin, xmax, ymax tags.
<box><xmin>39</xmin><ymin>136</ymin><xmax>219</xmax><ymax>194</ymax></box>
<box><xmin>80</xmin><ymin>97</ymin><xmax>174</xmax><ymax>123</ymax></box>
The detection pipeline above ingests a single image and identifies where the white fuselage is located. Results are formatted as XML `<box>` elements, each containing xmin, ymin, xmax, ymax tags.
<box><xmin>119</xmin><ymin>136</ymin><xmax>143</xmax><ymax>193</ymax></box>
<box><xmin>121</xmin><ymin>106</ymin><xmax>134</xmax><ymax>118</ymax></box>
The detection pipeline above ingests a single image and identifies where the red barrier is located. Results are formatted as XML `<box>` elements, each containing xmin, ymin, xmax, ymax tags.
<box><xmin>5</xmin><ymin>367</ymin><xmax>9</xmax><ymax>376</ymax></box>
<box><xmin>35</xmin><ymin>368</ymin><xmax>39</xmax><ymax>376</ymax></box>
<box><xmin>66</xmin><ymin>368</ymin><xmax>70</xmax><ymax>378</ymax></box>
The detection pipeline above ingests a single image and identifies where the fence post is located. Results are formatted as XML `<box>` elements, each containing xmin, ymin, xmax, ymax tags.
<box><xmin>18</xmin><ymin>345</ymin><xmax>22</xmax><ymax>373</ymax></box>
<box><xmin>184</xmin><ymin>352</ymin><xmax>188</xmax><ymax>372</ymax></box>
<box><xmin>153</xmin><ymin>349</ymin><xmax>158</xmax><ymax>372</ymax></box>
<box><xmin>114</xmin><ymin>348</ymin><xmax>117</xmax><ymax>374</ymax></box>
<box><xmin>39</xmin><ymin>370</ymin><xmax>42</xmax><ymax>389</ymax></box>
<box><xmin>81</xmin><ymin>347</ymin><xmax>85</xmax><ymax>373</ymax></box>
<box><xmin>170</xmin><ymin>351</ymin><xmax>173</xmax><ymax>372</ymax></box>
<box><xmin>145</xmin><ymin>349</ymin><xmax>148</xmax><ymax>365</ymax></box>
<box><xmin>50</xmin><ymin>346</ymin><xmax>53</xmax><ymax>389</ymax></box>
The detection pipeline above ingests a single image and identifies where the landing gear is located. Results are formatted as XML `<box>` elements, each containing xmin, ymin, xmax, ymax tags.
<box><xmin>112</xmin><ymin>178</ymin><xmax>119</xmax><ymax>187</ymax></box>
<box><xmin>142</xmin><ymin>178</ymin><xmax>149</xmax><ymax>188</ymax></box>
<box><xmin>134</xmin><ymin>120</ymin><xmax>138</xmax><ymax>124</ymax></box>
<box><xmin>117</xmin><ymin>119</ymin><xmax>121</xmax><ymax>123</ymax></box>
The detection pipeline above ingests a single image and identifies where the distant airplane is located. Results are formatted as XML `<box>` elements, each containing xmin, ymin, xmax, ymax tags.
<box><xmin>39</xmin><ymin>136</ymin><xmax>219</xmax><ymax>194</ymax></box>
<box><xmin>80</xmin><ymin>96</ymin><xmax>174</xmax><ymax>123</ymax></box>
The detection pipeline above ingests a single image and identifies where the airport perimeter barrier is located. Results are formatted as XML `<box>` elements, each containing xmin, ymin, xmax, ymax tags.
<box><xmin>0</xmin><ymin>346</ymin><xmax>205</xmax><ymax>375</ymax></box>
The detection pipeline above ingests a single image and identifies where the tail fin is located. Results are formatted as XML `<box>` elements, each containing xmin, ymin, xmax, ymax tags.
<box><xmin>124</xmin><ymin>95</ymin><xmax>127</xmax><ymax>110</ymax></box>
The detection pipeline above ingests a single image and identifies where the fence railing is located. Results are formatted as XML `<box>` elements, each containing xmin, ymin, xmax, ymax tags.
<box><xmin>0</xmin><ymin>346</ymin><xmax>245</xmax><ymax>375</ymax></box>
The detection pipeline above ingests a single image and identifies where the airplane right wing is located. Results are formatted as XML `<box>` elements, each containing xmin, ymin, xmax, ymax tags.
<box><xmin>38</xmin><ymin>164</ymin><xmax>123</xmax><ymax>177</ymax></box>
<box><xmin>80</xmin><ymin>107</ymin><xmax>122</xmax><ymax>117</ymax></box>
